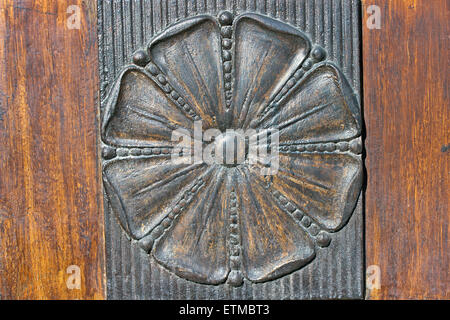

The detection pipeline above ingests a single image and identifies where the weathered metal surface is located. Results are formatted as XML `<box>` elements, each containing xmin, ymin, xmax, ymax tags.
<box><xmin>98</xmin><ymin>0</ymin><xmax>363</xmax><ymax>299</ymax></box>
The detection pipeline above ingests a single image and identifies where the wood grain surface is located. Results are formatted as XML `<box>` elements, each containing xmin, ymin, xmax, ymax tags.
<box><xmin>363</xmin><ymin>0</ymin><xmax>449</xmax><ymax>299</ymax></box>
<box><xmin>0</xmin><ymin>0</ymin><xmax>105</xmax><ymax>299</ymax></box>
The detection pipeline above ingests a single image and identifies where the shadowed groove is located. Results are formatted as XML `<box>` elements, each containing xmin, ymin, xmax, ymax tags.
<box><xmin>126</xmin><ymin>104</ymin><xmax>180</xmax><ymax>131</ymax></box>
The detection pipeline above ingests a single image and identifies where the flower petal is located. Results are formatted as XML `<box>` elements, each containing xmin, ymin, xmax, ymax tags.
<box><xmin>232</xmin><ymin>13</ymin><xmax>310</xmax><ymax>129</ymax></box>
<box><xmin>103</xmin><ymin>156</ymin><xmax>206</xmax><ymax>239</ymax></box>
<box><xmin>252</xmin><ymin>152</ymin><xmax>362</xmax><ymax>231</ymax></box>
<box><xmin>153</xmin><ymin>167</ymin><xmax>230</xmax><ymax>285</ymax></box>
<box><xmin>148</xmin><ymin>16</ymin><xmax>225</xmax><ymax>129</ymax></box>
<box><xmin>265</xmin><ymin>63</ymin><xmax>361</xmax><ymax>144</ymax></box>
<box><xmin>235</xmin><ymin>167</ymin><xmax>315</xmax><ymax>282</ymax></box>
<box><xmin>102</xmin><ymin>67</ymin><xmax>194</xmax><ymax>147</ymax></box>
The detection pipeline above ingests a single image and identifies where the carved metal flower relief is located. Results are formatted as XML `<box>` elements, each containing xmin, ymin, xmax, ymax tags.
<box><xmin>101</xmin><ymin>12</ymin><xmax>363</xmax><ymax>287</ymax></box>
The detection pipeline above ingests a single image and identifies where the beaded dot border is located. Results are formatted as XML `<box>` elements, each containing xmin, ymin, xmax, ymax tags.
<box><xmin>259</xmin><ymin>46</ymin><xmax>327</xmax><ymax>122</ymax></box>
<box><xmin>218</xmin><ymin>11</ymin><xmax>234</xmax><ymax>110</ymax></box>
<box><xmin>279</xmin><ymin>137</ymin><xmax>363</xmax><ymax>155</ymax></box>
<box><xmin>138</xmin><ymin>176</ymin><xmax>206</xmax><ymax>252</ymax></box>
<box><xmin>227</xmin><ymin>188</ymin><xmax>244</xmax><ymax>286</ymax></box>
<box><xmin>271</xmin><ymin>189</ymin><xmax>331</xmax><ymax>248</ymax></box>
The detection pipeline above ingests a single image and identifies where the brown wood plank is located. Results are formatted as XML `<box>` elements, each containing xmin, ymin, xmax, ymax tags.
<box><xmin>363</xmin><ymin>0</ymin><xmax>449</xmax><ymax>299</ymax></box>
<box><xmin>0</xmin><ymin>0</ymin><xmax>105</xmax><ymax>299</ymax></box>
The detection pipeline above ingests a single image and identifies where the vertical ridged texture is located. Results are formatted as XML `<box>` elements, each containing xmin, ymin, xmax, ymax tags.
<box><xmin>99</xmin><ymin>0</ymin><xmax>363</xmax><ymax>299</ymax></box>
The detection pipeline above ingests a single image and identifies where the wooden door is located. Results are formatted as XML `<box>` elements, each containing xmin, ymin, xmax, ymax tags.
<box><xmin>0</xmin><ymin>0</ymin><xmax>447</xmax><ymax>300</ymax></box>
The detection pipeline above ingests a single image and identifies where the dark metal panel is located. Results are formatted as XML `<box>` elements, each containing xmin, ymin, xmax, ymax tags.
<box><xmin>99</xmin><ymin>0</ymin><xmax>363</xmax><ymax>300</ymax></box>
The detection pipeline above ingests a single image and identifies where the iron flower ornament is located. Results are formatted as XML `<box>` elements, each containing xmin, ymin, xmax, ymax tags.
<box><xmin>101</xmin><ymin>12</ymin><xmax>363</xmax><ymax>287</ymax></box>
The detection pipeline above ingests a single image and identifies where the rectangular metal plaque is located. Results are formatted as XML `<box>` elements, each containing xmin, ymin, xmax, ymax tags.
<box><xmin>98</xmin><ymin>0</ymin><xmax>363</xmax><ymax>299</ymax></box>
